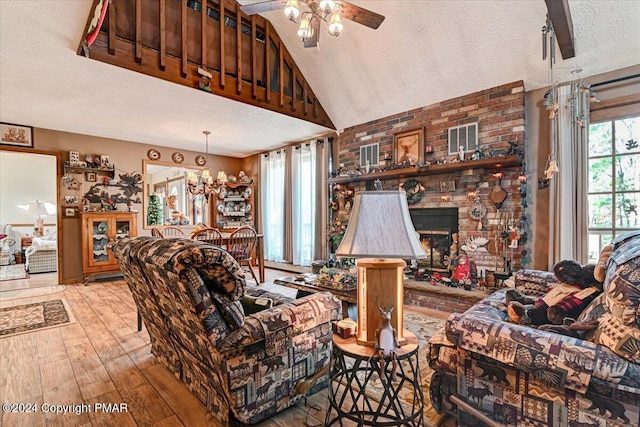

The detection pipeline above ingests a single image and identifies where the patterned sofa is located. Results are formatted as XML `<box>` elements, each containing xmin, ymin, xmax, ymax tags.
<box><xmin>113</xmin><ymin>237</ymin><xmax>341</xmax><ymax>425</ymax></box>
<box><xmin>25</xmin><ymin>236</ymin><xmax>58</xmax><ymax>273</ymax></box>
<box><xmin>429</xmin><ymin>231</ymin><xmax>640</xmax><ymax>427</ymax></box>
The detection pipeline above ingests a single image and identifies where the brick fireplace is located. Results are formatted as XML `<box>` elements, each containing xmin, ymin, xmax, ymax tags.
<box><xmin>331</xmin><ymin>80</ymin><xmax>527</xmax><ymax>281</ymax></box>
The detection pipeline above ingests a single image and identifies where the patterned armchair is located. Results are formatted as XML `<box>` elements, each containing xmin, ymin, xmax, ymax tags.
<box><xmin>0</xmin><ymin>224</ymin><xmax>16</xmax><ymax>265</ymax></box>
<box><xmin>113</xmin><ymin>237</ymin><xmax>341</xmax><ymax>425</ymax></box>
<box><xmin>428</xmin><ymin>232</ymin><xmax>640</xmax><ymax>426</ymax></box>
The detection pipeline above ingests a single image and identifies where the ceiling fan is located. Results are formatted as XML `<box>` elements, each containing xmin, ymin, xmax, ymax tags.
<box><xmin>240</xmin><ymin>0</ymin><xmax>385</xmax><ymax>48</ymax></box>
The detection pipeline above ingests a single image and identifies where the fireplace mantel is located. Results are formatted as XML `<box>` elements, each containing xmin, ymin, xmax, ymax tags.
<box><xmin>327</xmin><ymin>155</ymin><xmax>522</xmax><ymax>185</ymax></box>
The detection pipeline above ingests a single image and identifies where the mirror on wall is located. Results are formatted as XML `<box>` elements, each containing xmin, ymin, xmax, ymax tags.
<box><xmin>143</xmin><ymin>160</ymin><xmax>210</xmax><ymax>229</ymax></box>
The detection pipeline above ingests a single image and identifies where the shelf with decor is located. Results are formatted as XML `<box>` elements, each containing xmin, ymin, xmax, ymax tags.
<box><xmin>326</xmin><ymin>155</ymin><xmax>522</xmax><ymax>184</ymax></box>
<box><xmin>214</xmin><ymin>176</ymin><xmax>255</xmax><ymax>230</ymax></box>
<box><xmin>63</xmin><ymin>164</ymin><xmax>115</xmax><ymax>177</ymax></box>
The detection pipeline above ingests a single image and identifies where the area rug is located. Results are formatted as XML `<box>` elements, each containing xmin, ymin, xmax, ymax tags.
<box><xmin>0</xmin><ymin>264</ymin><xmax>29</xmax><ymax>281</ymax></box>
<box><xmin>0</xmin><ymin>285</ymin><xmax>65</xmax><ymax>301</ymax></box>
<box><xmin>0</xmin><ymin>299</ymin><xmax>75</xmax><ymax>338</ymax></box>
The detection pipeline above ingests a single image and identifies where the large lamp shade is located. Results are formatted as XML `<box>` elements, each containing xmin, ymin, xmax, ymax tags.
<box><xmin>336</xmin><ymin>191</ymin><xmax>426</xmax><ymax>346</ymax></box>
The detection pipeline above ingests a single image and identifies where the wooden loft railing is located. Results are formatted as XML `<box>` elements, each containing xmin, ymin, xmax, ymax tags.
<box><xmin>78</xmin><ymin>0</ymin><xmax>335</xmax><ymax>129</ymax></box>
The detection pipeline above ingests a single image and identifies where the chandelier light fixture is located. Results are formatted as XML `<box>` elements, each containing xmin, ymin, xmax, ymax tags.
<box><xmin>186</xmin><ymin>130</ymin><xmax>219</xmax><ymax>200</ymax></box>
<box><xmin>240</xmin><ymin>0</ymin><xmax>383</xmax><ymax>49</ymax></box>
<box><xmin>285</xmin><ymin>0</ymin><xmax>344</xmax><ymax>43</ymax></box>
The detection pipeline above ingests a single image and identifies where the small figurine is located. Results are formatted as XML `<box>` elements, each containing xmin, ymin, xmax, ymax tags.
<box><xmin>198</xmin><ymin>67</ymin><xmax>212</xmax><ymax>93</ymax></box>
<box><xmin>458</xmin><ymin>145</ymin><xmax>465</xmax><ymax>162</ymax></box>
<box><xmin>452</xmin><ymin>254</ymin><xmax>471</xmax><ymax>282</ymax></box>
<box><xmin>509</xmin><ymin>226</ymin><xmax>520</xmax><ymax>248</ymax></box>
<box><xmin>375</xmin><ymin>299</ymin><xmax>400</xmax><ymax>382</ymax></box>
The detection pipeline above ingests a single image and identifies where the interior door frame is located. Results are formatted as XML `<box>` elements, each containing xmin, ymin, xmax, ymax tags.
<box><xmin>0</xmin><ymin>146</ymin><xmax>62</xmax><ymax>286</ymax></box>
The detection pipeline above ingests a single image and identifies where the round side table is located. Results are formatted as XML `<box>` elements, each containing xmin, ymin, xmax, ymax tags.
<box><xmin>325</xmin><ymin>330</ymin><xmax>424</xmax><ymax>426</ymax></box>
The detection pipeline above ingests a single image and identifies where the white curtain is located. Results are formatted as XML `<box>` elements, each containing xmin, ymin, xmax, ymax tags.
<box><xmin>292</xmin><ymin>141</ymin><xmax>317</xmax><ymax>266</ymax></box>
<box><xmin>548</xmin><ymin>84</ymin><xmax>589</xmax><ymax>266</ymax></box>
<box><xmin>261</xmin><ymin>150</ymin><xmax>286</xmax><ymax>262</ymax></box>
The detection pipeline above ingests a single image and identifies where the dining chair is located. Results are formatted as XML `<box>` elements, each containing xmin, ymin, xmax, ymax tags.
<box><xmin>192</xmin><ymin>227</ymin><xmax>224</xmax><ymax>247</ymax></box>
<box><xmin>227</xmin><ymin>226</ymin><xmax>259</xmax><ymax>283</ymax></box>
<box><xmin>161</xmin><ymin>226</ymin><xmax>185</xmax><ymax>238</ymax></box>
<box><xmin>151</xmin><ymin>228</ymin><xmax>163</xmax><ymax>237</ymax></box>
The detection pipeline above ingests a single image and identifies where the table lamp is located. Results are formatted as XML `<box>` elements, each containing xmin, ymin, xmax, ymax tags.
<box><xmin>22</xmin><ymin>201</ymin><xmax>54</xmax><ymax>237</ymax></box>
<box><xmin>335</xmin><ymin>191</ymin><xmax>427</xmax><ymax>347</ymax></box>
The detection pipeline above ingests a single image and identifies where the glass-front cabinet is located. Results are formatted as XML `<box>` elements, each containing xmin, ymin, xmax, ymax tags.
<box><xmin>81</xmin><ymin>212</ymin><xmax>137</xmax><ymax>283</ymax></box>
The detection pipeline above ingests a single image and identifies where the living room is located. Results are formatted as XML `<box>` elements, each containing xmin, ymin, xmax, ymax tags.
<box><xmin>1</xmin><ymin>1</ymin><xmax>639</xmax><ymax>426</ymax></box>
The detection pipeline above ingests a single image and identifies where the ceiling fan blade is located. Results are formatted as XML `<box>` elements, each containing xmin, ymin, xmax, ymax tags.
<box><xmin>240</xmin><ymin>0</ymin><xmax>283</xmax><ymax>15</ymax></box>
<box><xmin>304</xmin><ymin>15</ymin><xmax>321</xmax><ymax>48</ymax></box>
<box><xmin>338</xmin><ymin>1</ymin><xmax>385</xmax><ymax>29</ymax></box>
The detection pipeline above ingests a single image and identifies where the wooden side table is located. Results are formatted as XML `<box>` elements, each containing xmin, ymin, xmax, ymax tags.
<box><xmin>21</xmin><ymin>236</ymin><xmax>33</xmax><ymax>250</ymax></box>
<box><xmin>325</xmin><ymin>330</ymin><xmax>424</xmax><ymax>426</ymax></box>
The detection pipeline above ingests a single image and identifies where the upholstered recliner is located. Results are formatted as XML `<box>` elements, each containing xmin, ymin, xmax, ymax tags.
<box><xmin>428</xmin><ymin>231</ymin><xmax>640</xmax><ymax>426</ymax></box>
<box><xmin>113</xmin><ymin>237</ymin><xmax>341</xmax><ymax>425</ymax></box>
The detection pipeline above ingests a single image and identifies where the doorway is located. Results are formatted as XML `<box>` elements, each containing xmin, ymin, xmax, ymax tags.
<box><xmin>0</xmin><ymin>149</ymin><xmax>60</xmax><ymax>293</ymax></box>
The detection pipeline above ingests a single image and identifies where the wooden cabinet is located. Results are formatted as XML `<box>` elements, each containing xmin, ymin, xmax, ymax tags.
<box><xmin>214</xmin><ymin>181</ymin><xmax>254</xmax><ymax>230</ymax></box>
<box><xmin>81</xmin><ymin>211</ymin><xmax>137</xmax><ymax>283</ymax></box>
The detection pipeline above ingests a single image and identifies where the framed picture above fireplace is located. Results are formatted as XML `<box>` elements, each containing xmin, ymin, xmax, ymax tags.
<box><xmin>393</xmin><ymin>128</ymin><xmax>424</xmax><ymax>165</ymax></box>
<box><xmin>439</xmin><ymin>179</ymin><xmax>456</xmax><ymax>193</ymax></box>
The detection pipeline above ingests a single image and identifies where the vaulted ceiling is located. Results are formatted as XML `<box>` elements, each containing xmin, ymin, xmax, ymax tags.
<box><xmin>1</xmin><ymin>0</ymin><xmax>639</xmax><ymax>158</ymax></box>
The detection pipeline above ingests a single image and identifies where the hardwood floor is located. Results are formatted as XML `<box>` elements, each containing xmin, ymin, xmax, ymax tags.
<box><xmin>0</xmin><ymin>269</ymin><xmax>451</xmax><ymax>427</ymax></box>
<box><xmin>0</xmin><ymin>270</ymin><xmax>355</xmax><ymax>427</ymax></box>
<box><xmin>0</xmin><ymin>271</ymin><xmax>58</xmax><ymax>292</ymax></box>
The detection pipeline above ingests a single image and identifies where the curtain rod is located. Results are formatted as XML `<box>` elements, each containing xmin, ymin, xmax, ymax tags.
<box><xmin>591</xmin><ymin>73</ymin><xmax>640</xmax><ymax>89</ymax></box>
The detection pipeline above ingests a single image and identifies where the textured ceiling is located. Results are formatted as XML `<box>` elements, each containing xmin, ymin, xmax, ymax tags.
<box><xmin>1</xmin><ymin>0</ymin><xmax>639</xmax><ymax>158</ymax></box>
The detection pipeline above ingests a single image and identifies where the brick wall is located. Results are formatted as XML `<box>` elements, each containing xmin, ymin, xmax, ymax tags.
<box><xmin>334</xmin><ymin>81</ymin><xmax>528</xmax><ymax>273</ymax></box>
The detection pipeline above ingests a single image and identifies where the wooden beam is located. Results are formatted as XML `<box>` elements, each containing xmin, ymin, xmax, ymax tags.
<box><xmin>278</xmin><ymin>41</ymin><xmax>284</xmax><ymax>107</ymax></box>
<box><xmin>159</xmin><ymin>0</ymin><xmax>166</xmax><ymax>70</ymax></box>
<box><xmin>181</xmin><ymin>0</ymin><xmax>187</xmax><ymax>77</ymax></box>
<box><xmin>265</xmin><ymin>22</ymin><xmax>271</xmax><ymax>103</ymax></box>
<box><xmin>251</xmin><ymin>16</ymin><xmax>257</xmax><ymax>100</ymax></box>
<box><xmin>303</xmin><ymin>82</ymin><xmax>308</xmax><ymax>116</ymax></box>
<box><xmin>219</xmin><ymin>0</ymin><xmax>226</xmax><ymax>89</ymax></box>
<box><xmin>544</xmin><ymin>0</ymin><xmax>575</xmax><ymax>59</ymax></box>
<box><xmin>292</xmin><ymin>68</ymin><xmax>297</xmax><ymax>112</ymax></box>
<box><xmin>236</xmin><ymin>2</ymin><xmax>242</xmax><ymax>94</ymax></box>
<box><xmin>135</xmin><ymin>0</ymin><xmax>142</xmax><ymax>63</ymax></box>
<box><xmin>108</xmin><ymin>0</ymin><xmax>116</xmax><ymax>55</ymax></box>
<box><xmin>201</xmin><ymin>0</ymin><xmax>207</xmax><ymax>68</ymax></box>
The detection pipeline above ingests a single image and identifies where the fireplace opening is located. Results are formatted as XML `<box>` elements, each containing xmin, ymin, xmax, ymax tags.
<box><xmin>410</xmin><ymin>208</ymin><xmax>458</xmax><ymax>272</ymax></box>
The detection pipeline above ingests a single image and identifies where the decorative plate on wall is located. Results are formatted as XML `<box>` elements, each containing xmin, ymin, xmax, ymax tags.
<box><xmin>172</xmin><ymin>152</ymin><xmax>184</xmax><ymax>163</ymax></box>
<box><xmin>147</xmin><ymin>149</ymin><xmax>161</xmax><ymax>160</ymax></box>
<box><xmin>195</xmin><ymin>155</ymin><xmax>206</xmax><ymax>166</ymax></box>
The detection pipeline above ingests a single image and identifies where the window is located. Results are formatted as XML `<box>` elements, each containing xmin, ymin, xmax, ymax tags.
<box><xmin>359</xmin><ymin>143</ymin><xmax>379</xmax><ymax>167</ymax></box>
<box><xmin>587</xmin><ymin>116</ymin><xmax>640</xmax><ymax>263</ymax></box>
<box><xmin>292</xmin><ymin>142</ymin><xmax>317</xmax><ymax>266</ymax></box>
<box><xmin>448</xmin><ymin>123</ymin><xmax>478</xmax><ymax>155</ymax></box>
<box><xmin>261</xmin><ymin>150</ymin><xmax>286</xmax><ymax>262</ymax></box>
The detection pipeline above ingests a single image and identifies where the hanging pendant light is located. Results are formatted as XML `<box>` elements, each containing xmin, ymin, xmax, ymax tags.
<box><xmin>319</xmin><ymin>0</ymin><xmax>336</xmax><ymax>14</ymax></box>
<box><xmin>328</xmin><ymin>11</ymin><xmax>343</xmax><ymax>37</ymax></box>
<box><xmin>187</xmin><ymin>131</ymin><xmax>219</xmax><ymax>200</ymax></box>
<box><xmin>297</xmin><ymin>16</ymin><xmax>313</xmax><ymax>40</ymax></box>
<box><xmin>284</xmin><ymin>0</ymin><xmax>300</xmax><ymax>20</ymax></box>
